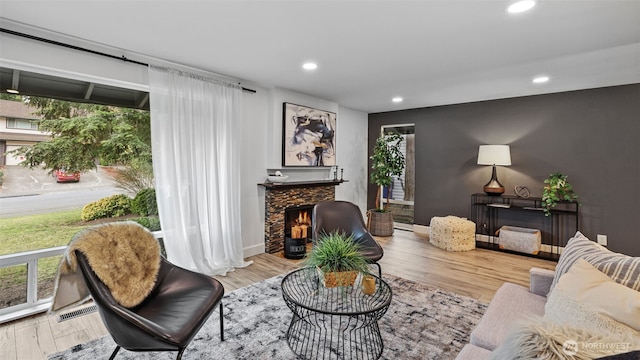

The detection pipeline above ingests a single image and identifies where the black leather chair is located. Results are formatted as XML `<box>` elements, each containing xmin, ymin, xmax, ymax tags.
<box><xmin>312</xmin><ymin>200</ymin><xmax>384</xmax><ymax>278</ymax></box>
<box><xmin>76</xmin><ymin>251</ymin><xmax>225</xmax><ymax>360</ymax></box>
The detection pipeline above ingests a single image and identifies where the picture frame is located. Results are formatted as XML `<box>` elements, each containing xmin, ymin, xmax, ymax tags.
<box><xmin>282</xmin><ymin>102</ymin><xmax>336</xmax><ymax>167</ymax></box>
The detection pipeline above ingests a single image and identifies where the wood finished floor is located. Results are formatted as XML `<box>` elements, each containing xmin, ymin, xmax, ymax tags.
<box><xmin>0</xmin><ymin>229</ymin><xmax>556</xmax><ymax>360</ymax></box>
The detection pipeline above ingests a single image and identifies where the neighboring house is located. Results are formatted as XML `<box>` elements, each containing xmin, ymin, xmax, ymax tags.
<box><xmin>0</xmin><ymin>99</ymin><xmax>50</xmax><ymax>166</ymax></box>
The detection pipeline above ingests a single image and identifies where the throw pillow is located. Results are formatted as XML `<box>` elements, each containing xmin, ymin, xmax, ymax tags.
<box><xmin>545</xmin><ymin>259</ymin><xmax>640</xmax><ymax>333</ymax></box>
<box><xmin>489</xmin><ymin>316</ymin><xmax>640</xmax><ymax>360</ymax></box>
<box><xmin>550</xmin><ymin>231</ymin><xmax>640</xmax><ymax>293</ymax></box>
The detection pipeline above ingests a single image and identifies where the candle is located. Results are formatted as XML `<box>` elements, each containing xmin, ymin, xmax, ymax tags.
<box><xmin>362</xmin><ymin>275</ymin><xmax>376</xmax><ymax>295</ymax></box>
<box><xmin>292</xmin><ymin>225</ymin><xmax>301</xmax><ymax>239</ymax></box>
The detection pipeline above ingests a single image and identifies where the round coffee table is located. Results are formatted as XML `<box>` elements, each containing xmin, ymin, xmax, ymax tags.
<box><xmin>281</xmin><ymin>267</ymin><xmax>392</xmax><ymax>360</ymax></box>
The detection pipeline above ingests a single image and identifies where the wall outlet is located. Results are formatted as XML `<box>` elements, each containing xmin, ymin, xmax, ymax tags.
<box><xmin>597</xmin><ymin>234</ymin><xmax>607</xmax><ymax>246</ymax></box>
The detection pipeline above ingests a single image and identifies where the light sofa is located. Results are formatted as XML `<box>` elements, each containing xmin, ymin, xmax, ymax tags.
<box><xmin>457</xmin><ymin>232</ymin><xmax>640</xmax><ymax>360</ymax></box>
<box><xmin>456</xmin><ymin>267</ymin><xmax>554</xmax><ymax>359</ymax></box>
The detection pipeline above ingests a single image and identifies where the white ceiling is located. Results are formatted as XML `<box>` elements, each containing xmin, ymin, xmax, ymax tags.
<box><xmin>0</xmin><ymin>0</ymin><xmax>639</xmax><ymax>113</ymax></box>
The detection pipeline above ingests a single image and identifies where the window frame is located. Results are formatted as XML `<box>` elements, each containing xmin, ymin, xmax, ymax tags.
<box><xmin>6</xmin><ymin>117</ymin><xmax>39</xmax><ymax>130</ymax></box>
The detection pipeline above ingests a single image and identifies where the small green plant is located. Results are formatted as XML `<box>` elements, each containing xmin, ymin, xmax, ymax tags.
<box><xmin>131</xmin><ymin>188</ymin><xmax>158</xmax><ymax>216</ymax></box>
<box><xmin>81</xmin><ymin>194</ymin><xmax>132</xmax><ymax>221</ymax></box>
<box><xmin>370</xmin><ymin>133</ymin><xmax>405</xmax><ymax>211</ymax></box>
<box><xmin>542</xmin><ymin>173</ymin><xmax>578</xmax><ymax>216</ymax></box>
<box><xmin>131</xmin><ymin>216</ymin><xmax>161</xmax><ymax>231</ymax></box>
<box><xmin>303</xmin><ymin>231</ymin><xmax>370</xmax><ymax>275</ymax></box>
<box><xmin>0</xmin><ymin>169</ymin><xmax>4</xmax><ymax>186</ymax></box>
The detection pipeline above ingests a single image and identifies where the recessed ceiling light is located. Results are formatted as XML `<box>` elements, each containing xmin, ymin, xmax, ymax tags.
<box><xmin>507</xmin><ymin>0</ymin><xmax>536</xmax><ymax>14</ymax></box>
<box><xmin>532</xmin><ymin>76</ymin><xmax>550</xmax><ymax>84</ymax></box>
<box><xmin>302</xmin><ymin>62</ymin><xmax>318</xmax><ymax>70</ymax></box>
<box><xmin>392</xmin><ymin>97</ymin><xmax>403</xmax><ymax>103</ymax></box>
<box><xmin>6</xmin><ymin>89</ymin><xmax>19</xmax><ymax>94</ymax></box>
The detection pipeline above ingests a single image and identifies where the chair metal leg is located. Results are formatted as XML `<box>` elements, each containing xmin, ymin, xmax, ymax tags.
<box><xmin>108</xmin><ymin>345</ymin><xmax>121</xmax><ymax>360</ymax></box>
<box><xmin>176</xmin><ymin>348</ymin><xmax>185</xmax><ymax>360</ymax></box>
<box><xmin>219</xmin><ymin>302</ymin><xmax>225</xmax><ymax>342</ymax></box>
<box><xmin>373</xmin><ymin>262</ymin><xmax>382</xmax><ymax>278</ymax></box>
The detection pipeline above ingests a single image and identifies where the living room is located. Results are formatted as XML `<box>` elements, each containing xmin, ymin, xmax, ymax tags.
<box><xmin>0</xmin><ymin>1</ymin><xmax>639</xmax><ymax>359</ymax></box>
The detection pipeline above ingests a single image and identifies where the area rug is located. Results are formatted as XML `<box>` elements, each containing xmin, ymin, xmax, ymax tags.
<box><xmin>49</xmin><ymin>274</ymin><xmax>487</xmax><ymax>360</ymax></box>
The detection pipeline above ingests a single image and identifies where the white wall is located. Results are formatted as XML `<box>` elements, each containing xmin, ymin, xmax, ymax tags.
<box><xmin>334</xmin><ymin>106</ymin><xmax>369</xmax><ymax>213</ymax></box>
<box><xmin>240</xmin><ymin>87</ymin><xmax>369</xmax><ymax>257</ymax></box>
<box><xmin>0</xmin><ymin>25</ymin><xmax>370</xmax><ymax>258</ymax></box>
<box><xmin>239</xmin><ymin>83</ymin><xmax>270</xmax><ymax>256</ymax></box>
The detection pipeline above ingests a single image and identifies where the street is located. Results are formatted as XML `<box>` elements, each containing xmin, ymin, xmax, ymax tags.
<box><xmin>0</xmin><ymin>187</ymin><xmax>127</xmax><ymax>218</ymax></box>
<box><xmin>0</xmin><ymin>166</ymin><xmax>127</xmax><ymax>218</ymax></box>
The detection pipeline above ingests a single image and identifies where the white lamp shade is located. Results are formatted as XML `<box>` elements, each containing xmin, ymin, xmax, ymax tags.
<box><xmin>477</xmin><ymin>145</ymin><xmax>511</xmax><ymax>166</ymax></box>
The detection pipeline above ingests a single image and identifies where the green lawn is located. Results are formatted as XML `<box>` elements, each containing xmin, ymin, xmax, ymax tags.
<box><xmin>0</xmin><ymin>210</ymin><xmax>88</xmax><ymax>288</ymax></box>
<box><xmin>0</xmin><ymin>210</ymin><xmax>159</xmax><ymax>307</ymax></box>
<box><xmin>0</xmin><ymin>209</ymin><xmax>87</xmax><ymax>255</ymax></box>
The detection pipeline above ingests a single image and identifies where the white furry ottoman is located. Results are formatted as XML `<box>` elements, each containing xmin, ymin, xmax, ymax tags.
<box><xmin>429</xmin><ymin>216</ymin><xmax>476</xmax><ymax>251</ymax></box>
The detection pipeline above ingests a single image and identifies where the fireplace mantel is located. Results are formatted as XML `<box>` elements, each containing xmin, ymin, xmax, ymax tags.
<box><xmin>258</xmin><ymin>179</ymin><xmax>346</xmax><ymax>190</ymax></box>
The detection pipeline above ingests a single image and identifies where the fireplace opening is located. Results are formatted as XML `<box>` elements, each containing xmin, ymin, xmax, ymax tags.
<box><xmin>284</xmin><ymin>205</ymin><xmax>314</xmax><ymax>259</ymax></box>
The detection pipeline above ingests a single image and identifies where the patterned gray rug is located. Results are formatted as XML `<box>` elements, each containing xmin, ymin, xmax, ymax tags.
<box><xmin>49</xmin><ymin>274</ymin><xmax>487</xmax><ymax>360</ymax></box>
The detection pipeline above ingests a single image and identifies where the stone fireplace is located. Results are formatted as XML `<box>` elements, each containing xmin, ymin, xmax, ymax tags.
<box><xmin>260</xmin><ymin>180</ymin><xmax>343</xmax><ymax>254</ymax></box>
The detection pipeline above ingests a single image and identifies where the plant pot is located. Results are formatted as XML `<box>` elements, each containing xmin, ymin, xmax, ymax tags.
<box><xmin>367</xmin><ymin>210</ymin><xmax>394</xmax><ymax>236</ymax></box>
<box><xmin>317</xmin><ymin>267</ymin><xmax>358</xmax><ymax>288</ymax></box>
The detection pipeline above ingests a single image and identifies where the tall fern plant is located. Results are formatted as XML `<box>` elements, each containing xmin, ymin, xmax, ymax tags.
<box><xmin>370</xmin><ymin>133</ymin><xmax>405</xmax><ymax>211</ymax></box>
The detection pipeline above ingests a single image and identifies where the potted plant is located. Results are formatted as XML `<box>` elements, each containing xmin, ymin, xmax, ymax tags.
<box><xmin>542</xmin><ymin>172</ymin><xmax>578</xmax><ymax>216</ymax></box>
<box><xmin>303</xmin><ymin>231</ymin><xmax>370</xmax><ymax>288</ymax></box>
<box><xmin>368</xmin><ymin>133</ymin><xmax>405</xmax><ymax>236</ymax></box>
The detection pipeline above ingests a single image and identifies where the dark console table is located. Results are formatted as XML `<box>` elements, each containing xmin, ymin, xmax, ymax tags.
<box><xmin>281</xmin><ymin>267</ymin><xmax>392</xmax><ymax>360</ymax></box>
<box><xmin>470</xmin><ymin>193</ymin><xmax>578</xmax><ymax>261</ymax></box>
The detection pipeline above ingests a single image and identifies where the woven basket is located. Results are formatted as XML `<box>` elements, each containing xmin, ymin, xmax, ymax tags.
<box><xmin>367</xmin><ymin>210</ymin><xmax>394</xmax><ymax>236</ymax></box>
<box><xmin>497</xmin><ymin>226</ymin><xmax>541</xmax><ymax>255</ymax></box>
<box><xmin>317</xmin><ymin>268</ymin><xmax>358</xmax><ymax>288</ymax></box>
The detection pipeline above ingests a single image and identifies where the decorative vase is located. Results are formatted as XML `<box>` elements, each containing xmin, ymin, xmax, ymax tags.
<box><xmin>367</xmin><ymin>210</ymin><xmax>394</xmax><ymax>236</ymax></box>
<box><xmin>362</xmin><ymin>275</ymin><xmax>376</xmax><ymax>295</ymax></box>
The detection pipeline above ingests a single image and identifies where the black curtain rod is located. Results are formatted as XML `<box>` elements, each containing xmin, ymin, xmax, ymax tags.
<box><xmin>0</xmin><ymin>27</ymin><xmax>257</xmax><ymax>94</ymax></box>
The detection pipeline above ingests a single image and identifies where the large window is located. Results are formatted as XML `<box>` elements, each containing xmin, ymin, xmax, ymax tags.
<box><xmin>0</xmin><ymin>71</ymin><xmax>153</xmax><ymax>323</ymax></box>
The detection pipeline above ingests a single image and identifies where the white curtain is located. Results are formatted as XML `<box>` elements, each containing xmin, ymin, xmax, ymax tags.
<box><xmin>148</xmin><ymin>65</ymin><xmax>251</xmax><ymax>275</ymax></box>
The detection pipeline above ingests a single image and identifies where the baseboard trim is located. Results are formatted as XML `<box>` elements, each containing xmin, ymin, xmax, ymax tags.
<box><xmin>243</xmin><ymin>243</ymin><xmax>265</xmax><ymax>258</ymax></box>
<box><xmin>413</xmin><ymin>224</ymin><xmax>429</xmax><ymax>235</ymax></box>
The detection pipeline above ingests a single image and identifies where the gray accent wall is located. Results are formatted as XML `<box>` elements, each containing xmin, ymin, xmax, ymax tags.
<box><xmin>368</xmin><ymin>84</ymin><xmax>640</xmax><ymax>256</ymax></box>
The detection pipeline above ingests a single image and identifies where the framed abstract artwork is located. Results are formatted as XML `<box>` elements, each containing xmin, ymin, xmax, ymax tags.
<box><xmin>282</xmin><ymin>102</ymin><xmax>336</xmax><ymax>167</ymax></box>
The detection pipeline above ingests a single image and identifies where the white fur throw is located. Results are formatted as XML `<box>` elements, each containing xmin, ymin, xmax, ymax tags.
<box><xmin>429</xmin><ymin>216</ymin><xmax>475</xmax><ymax>251</ymax></box>
<box><xmin>489</xmin><ymin>316</ymin><xmax>640</xmax><ymax>360</ymax></box>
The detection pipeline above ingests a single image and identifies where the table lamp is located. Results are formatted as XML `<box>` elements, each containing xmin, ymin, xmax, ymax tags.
<box><xmin>477</xmin><ymin>145</ymin><xmax>511</xmax><ymax>196</ymax></box>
